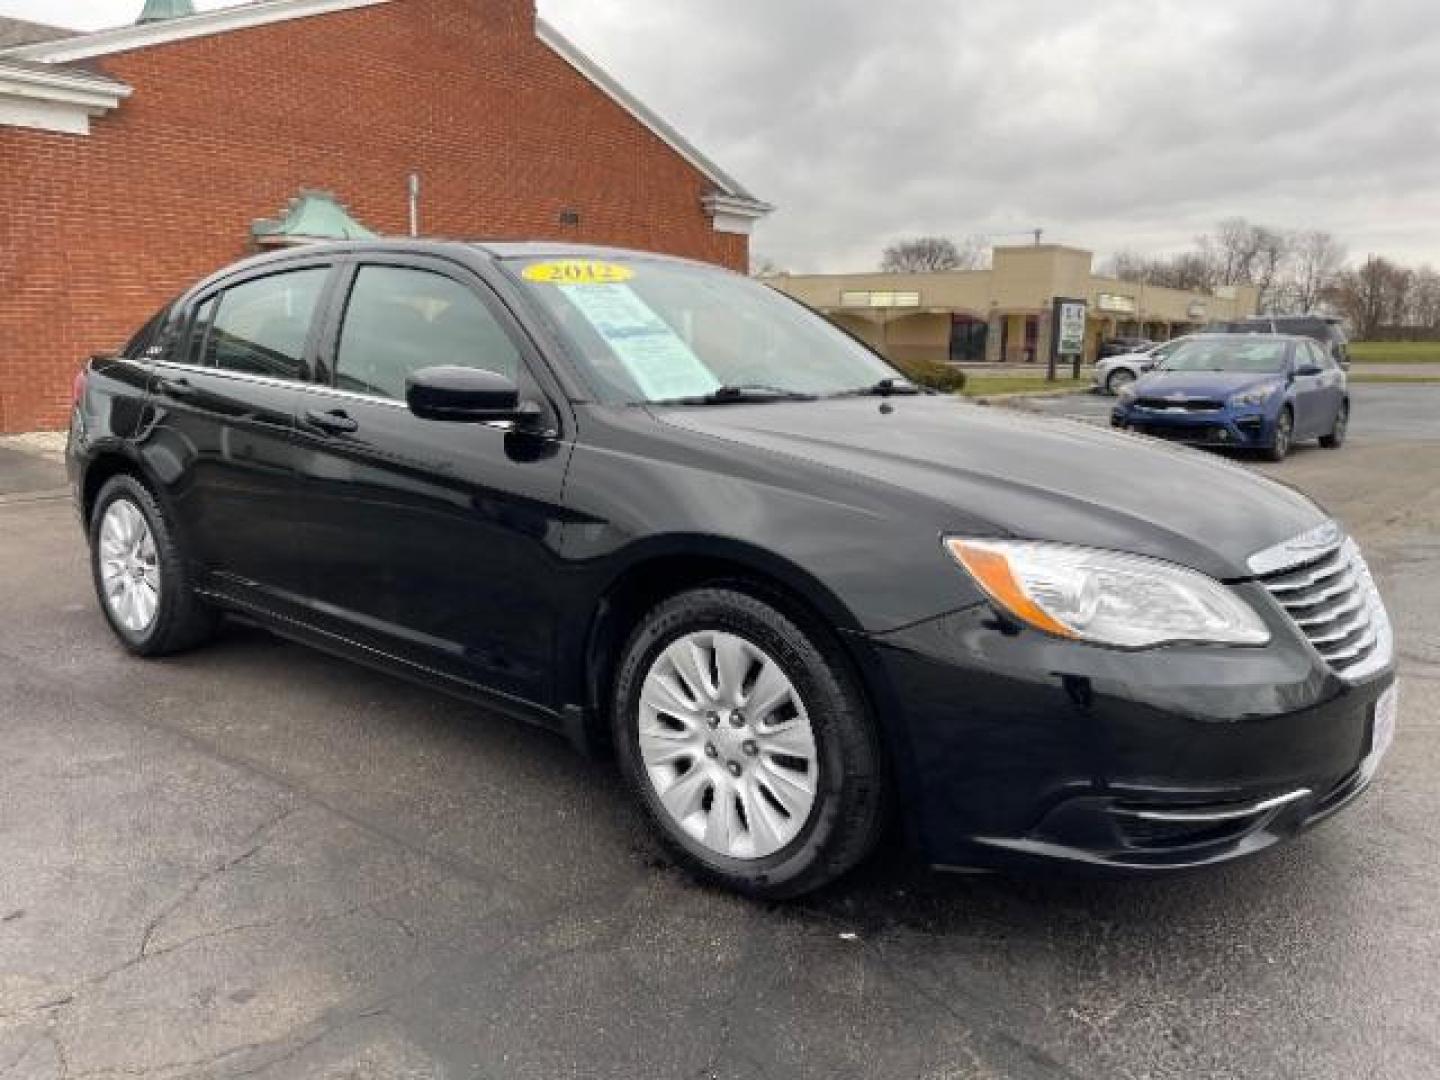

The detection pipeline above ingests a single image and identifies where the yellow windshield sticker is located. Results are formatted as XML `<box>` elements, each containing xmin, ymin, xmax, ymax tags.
<box><xmin>523</xmin><ymin>260</ymin><xmax>634</xmax><ymax>285</ymax></box>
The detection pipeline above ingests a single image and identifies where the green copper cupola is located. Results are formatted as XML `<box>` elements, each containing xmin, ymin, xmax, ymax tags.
<box><xmin>136</xmin><ymin>0</ymin><xmax>196</xmax><ymax>24</ymax></box>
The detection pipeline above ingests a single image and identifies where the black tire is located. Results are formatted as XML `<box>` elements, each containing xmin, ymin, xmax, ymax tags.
<box><xmin>1105</xmin><ymin>368</ymin><xmax>1136</xmax><ymax>396</ymax></box>
<box><xmin>88</xmin><ymin>474</ymin><xmax>218</xmax><ymax>656</ymax></box>
<box><xmin>612</xmin><ymin>587</ymin><xmax>887</xmax><ymax>899</ymax></box>
<box><xmin>1320</xmin><ymin>400</ymin><xmax>1349</xmax><ymax>449</ymax></box>
<box><xmin>1263</xmin><ymin>406</ymin><xmax>1293</xmax><ymax>462</ymax></box>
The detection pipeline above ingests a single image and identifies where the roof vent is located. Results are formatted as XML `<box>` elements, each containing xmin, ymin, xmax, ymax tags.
<box><xmin>252</xmin><ymin>189</ymin><xmax>378</xmax><ymax>247</ymax></box>
<box><xmin>136</xmin><ymin>0</ymin><xmax>196</xmax><ymax>25</ymax></box>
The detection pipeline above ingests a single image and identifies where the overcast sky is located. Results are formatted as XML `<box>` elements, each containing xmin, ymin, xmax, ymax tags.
<box><xmin>7</xmin><ymin>0</ymin><xmax>1439</xmax><ymax>272</ymax></box>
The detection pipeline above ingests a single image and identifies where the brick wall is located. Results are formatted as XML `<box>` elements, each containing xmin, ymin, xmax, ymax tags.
<box><xmin>0</xmin><ymin>0</ymin><xmax>749</xmax><ymax>432</ymax></box>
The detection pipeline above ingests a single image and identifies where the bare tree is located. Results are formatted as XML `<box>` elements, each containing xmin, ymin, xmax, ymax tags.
<box><xmin>1203</xmin><ymin>217</ymin><xmax>1265</xmax><ymax>286</ymax></box>
<box><xmin>1100</xmin><ymin>250</ymin><xmax>1153</xmax><ymax>281</ymax></box>
<box><xmin>1334</xmin><ymin>256</ymin><xmax>1405</xmax><ymax>339</ymax></box>
<box><xmin>1408</xmin><ymin>266</ymin><xmax>1440</xmax><ymax>329</ymax></box>
<box><xmin>1284</xmin><ymin>230</ymin><xmax>1346</xmax><ymax>314</ymax></box>
<box><xmin>880</xmin><ymin>236</ymin><xmax>987</xmax><ymax>273</ymax></box>
<box><xmin>1251</xmin><ymin>227</ymin><xmax>1292</xmax><ymax>313</ymax></box>
<box><xmin>750</xmin><ymin>253</ymin><xmax>783</xmax><ymax>277</ymax></box>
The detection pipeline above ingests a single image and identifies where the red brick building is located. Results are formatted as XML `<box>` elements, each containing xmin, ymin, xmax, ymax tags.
<box><xmin>0</xmin><ymin>0</ymin><xmax>771</xmax><ymax>432</ymax></box>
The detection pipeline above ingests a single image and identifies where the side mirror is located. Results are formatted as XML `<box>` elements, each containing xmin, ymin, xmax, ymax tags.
<box><xmin>406</xmin><ymin>366</ymin><xmax>537</xmax><ymax>426</ymax></box>
<box><xmin>1295</xmin><ymin>363</ymin><xmax>1323</xmax><ymax>377</ymax></box>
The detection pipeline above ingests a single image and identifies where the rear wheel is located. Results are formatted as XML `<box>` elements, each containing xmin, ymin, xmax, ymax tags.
<box><xmin>1320</xmin><ymin>400</ymin><xmax>1349</xmax><ymax>449</ymax></box>
<box><xmin>89</xmin><ymin>475</ymin><xmax>217</xmax><ymax>656</ymax></box>
<box><xmin>612</xmin><ymin>587</ymin><xmax>887</xmax><ymax>898</ymax></box>
<box><xmin>1105</xmin><ymin>368</ymin><xmax>1136</xmax><ymax>396</ymax></box>
<box><xmin>1264</xmin><ymin>407</ymin><xmax>1293</xmax><ymax>462</ymax></box>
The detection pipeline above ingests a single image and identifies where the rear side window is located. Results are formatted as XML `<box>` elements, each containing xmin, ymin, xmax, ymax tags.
<box><xmin>201</xmin><ymin>268</ymin><xmax>329</xmax><ymax>381</ymax></box>
<box><xmin>122</xmin><ymin>304</ymin><xmax>173</xmax><ymax>360</ymax></box>
<box><xmin>334</xmin><ymin>265</ymin><xmax>521</xmax><ymax>400</ymax></box>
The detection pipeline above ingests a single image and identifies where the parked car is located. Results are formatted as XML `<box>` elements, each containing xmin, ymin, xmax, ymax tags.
<box><xmin>69</xmin><ymin>242</ymin><xmax>1394</xmax><ymax>898</ymax></box>
<box><xmin>1112</xmin><ymin>333</ymin><xmax>1348</xmax><ymax>461</ymax></box>
<box><xmin>1098</xmin><ymin>336</ymin><xmax>1154</xmax><ymax>360</ymax></box>
<box><xmin>1210</xmin><ymin>315</ymin><xmax>1350</xmax><ymax>367</ymax></box>
<box><xmin>1094</xmin><ymin>337</ymin><xmax>1186</xmax><ymax>395</ymax></box>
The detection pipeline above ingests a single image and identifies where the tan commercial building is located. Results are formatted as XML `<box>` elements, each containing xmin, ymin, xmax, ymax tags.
<box><xmin>769</xmin><ymin>245</ymin><xmax>1259</xmax><ymax>367</ymax></box>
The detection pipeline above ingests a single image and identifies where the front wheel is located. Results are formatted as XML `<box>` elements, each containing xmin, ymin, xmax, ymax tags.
<box><xmin>612</xmin><ymin>587</ymin><xmax>887</xmax><ymax>898</ymax></box>
<box><xmin>1320</xmin><ymin>401</ymin><xmax>1349</xmax><ymax>448</ymax></box>
<box><xmin>1263</xmin><ymin>407</ymin><xmax>1294</xmax><ymax>462</ymax></box>
<box><xmin>1105</xmin><ymin>368</ymin><xmax>1136</xmax><ymax>396</ymax></box>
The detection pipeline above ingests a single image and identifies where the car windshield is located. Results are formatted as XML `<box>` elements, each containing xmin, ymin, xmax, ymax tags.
<box><xmin>1157</xmin><ymin>338</ymin><xmax>1289</xmax><ymax>374</ymax></box>
<box><xmin>504</xmin><ymin>256</ymin><xmax>902</xmax><ymax>404</ymax></box>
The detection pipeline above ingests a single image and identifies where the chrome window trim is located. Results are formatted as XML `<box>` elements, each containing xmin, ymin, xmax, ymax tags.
<box><xmin>153</xmin><ymin>358</ymin><xmax>307</xmax><ymax>394</ymax></box>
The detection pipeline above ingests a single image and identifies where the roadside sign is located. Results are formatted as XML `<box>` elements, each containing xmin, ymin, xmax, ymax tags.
<box><xmin>1057</xmin><ymin>302</ymin><xmax>1087</xmax><ymax>355</ymax></box>
<box><xmin>1048</xmin><ymin>297</ymin><xmax>1089</xmax><ymax>380</ymax></box>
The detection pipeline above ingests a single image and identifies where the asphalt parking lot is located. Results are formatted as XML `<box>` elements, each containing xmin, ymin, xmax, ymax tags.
<box><xmin>2</xmin><ymin>386</ymin><xmax>1437</xmax><ymax>1080</ymax></box>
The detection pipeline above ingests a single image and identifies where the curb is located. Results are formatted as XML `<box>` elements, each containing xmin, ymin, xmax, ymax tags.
<box><xmin>967</xmin><ymin>386</ymin><xmax>1094</xmax><ymax>404</ymax></box>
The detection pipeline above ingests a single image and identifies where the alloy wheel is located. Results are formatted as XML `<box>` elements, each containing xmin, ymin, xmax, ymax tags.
<box><xmin>1107</xmin><ymin>369</ymin><xmax>1136</xmax><ymax>395</ymax></box>
<box><xmin>1275</xmin><ymin>411</ymin><xmax>1292</xmax><ymax>456</ymax></box>
<box><xmin>638</xmin><ymin>630</ymin><xmax>819</xmax><ymax>860</ymax></box>
<box><xmin>98</xmin><ymin>499</ymin><xmax>161</xmax><ymax>633</ymax></box>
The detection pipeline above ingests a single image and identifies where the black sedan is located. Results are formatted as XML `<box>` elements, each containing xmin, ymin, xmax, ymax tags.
<box><xmin>68</xmin><ymin>241</ymin><xmax>1397</xmax><ymax>897</ymax></box>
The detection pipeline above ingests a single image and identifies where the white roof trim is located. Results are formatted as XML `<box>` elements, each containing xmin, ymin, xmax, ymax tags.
<box><xmin>2</xmin><ymin>0</ymin><xmax>392</xmax><ymax>63</ymax></box>
<box><xmin>536</xmin><ymin>17</ymin><xmax>771</xmax><ymax>218</ymax></box>
<box><xmin>703</xmin><ymin>193</ymin><xmax>773</xmax><ymax>236</ymax></box>
<box><xmin>0</xmin><ymin>60</ymin><xmax>130</xmax><ymax>134</ymax></box>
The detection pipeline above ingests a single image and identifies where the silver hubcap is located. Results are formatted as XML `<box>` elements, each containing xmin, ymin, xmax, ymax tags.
<box><xmin>98</xmin><ymin>499</ymin><xmax>160</xmax><ymax>633</ymax></box>
<box><xmin>1109</xmin><ymin>370</ymin><xmax>1134</xmax><ymax>394</ymax></box>
<box><xmin>638</xmin><ymin>631</ymin><xmax>818</xmax><ymax>860</ymax></box>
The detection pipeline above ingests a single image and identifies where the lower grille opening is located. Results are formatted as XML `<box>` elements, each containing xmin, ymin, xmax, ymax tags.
<box><xmin>1112</xmin><ymin>814</ymin><xmax>1257</xmax><ymax>850</ymax></box>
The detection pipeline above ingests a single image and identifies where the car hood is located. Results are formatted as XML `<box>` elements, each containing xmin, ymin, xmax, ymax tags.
<box><xmin>1133</xmin><ymin>370</ymin><xmax>1285</xmax><ymax>399</ymax></box>
<box><xmin>654</xmin><ymin>395</ymin><xmax>1326</xmax><ymax>580</ymax></box>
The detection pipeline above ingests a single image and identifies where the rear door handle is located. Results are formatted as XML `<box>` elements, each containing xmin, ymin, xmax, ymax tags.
<box><xmin>305</xmin><ymin>408</ymin><xmax>359</xmax><ymax>435</ymax></box>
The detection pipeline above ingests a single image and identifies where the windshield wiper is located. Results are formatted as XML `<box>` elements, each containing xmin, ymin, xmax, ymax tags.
<box><xmin>830</xmin><ymin>378</ymin><xmax>924</xmax><ymax>398</ymax></box>
<box><xmin>651</xmin><ymin>384</ymin><xmax>819</xmax><ymax>406</ymax></box>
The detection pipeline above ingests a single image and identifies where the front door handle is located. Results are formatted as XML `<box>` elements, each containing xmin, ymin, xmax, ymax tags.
<box><xmin>158</xmin><ymin>376</ymin><xmax>197</xmax><ymax>399</ymax></box>
<box><xmin>305</xmin><ymin>408</ymin><xmax>359</xmax><ymax>435</ymax></box>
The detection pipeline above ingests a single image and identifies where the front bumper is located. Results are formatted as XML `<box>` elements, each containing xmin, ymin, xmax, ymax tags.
<box><xmin>1111</xmin><ymin>404</ymin><xmax>1275</xmax><ymax>448</ymax></box>
<box><xmin>862</xmin><ymin>599</ymin><xmax>1394</xmax><ymax>874</ymax></box>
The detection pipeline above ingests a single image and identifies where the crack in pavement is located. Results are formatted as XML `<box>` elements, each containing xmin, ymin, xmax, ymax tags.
<box><xmin>138</xmin><ymin>806</ymin><xmax>300</xmax><ymax>960</ymax></box>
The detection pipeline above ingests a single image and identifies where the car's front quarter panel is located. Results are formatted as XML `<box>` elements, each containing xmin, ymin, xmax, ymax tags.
<box><xmin>556</xmin><ymin>405</ymin><xmax>987</xmax><ymax>639</ymax></box>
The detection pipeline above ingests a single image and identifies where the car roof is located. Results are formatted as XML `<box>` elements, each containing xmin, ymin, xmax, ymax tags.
<box><xmin>177</xmin><ymin>239</ymin><xmax>728</xmax><ymax>303</ymax></box>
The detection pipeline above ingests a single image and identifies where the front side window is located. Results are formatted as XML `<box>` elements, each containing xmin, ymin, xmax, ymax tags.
<box><xmin>334</xmin><ymin>266</ymin><xmax>521</xmax><ymax>400</ymax></box>
<box><xmin>504</xmin><ymin>256</ymin><xmax>900</xmax><ymax>404</ymax></box>
<box><xmin>203</xmin><ymin>267</ymin><xmax>329</xmax><ymax>380</ymax></box>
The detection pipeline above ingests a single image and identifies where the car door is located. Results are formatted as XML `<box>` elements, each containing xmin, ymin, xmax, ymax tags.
<box><xmin>147</xmin><ymin>262</ymin><xmax>335</xmax><ymax>610</ymax></box>
<box><xmin>1311</xmin><ymin>340</ymin><xmax>1347</xmax><ymax>431</ymax></box>
<box><xmin>1286</xmin><ymin>340</ymin><xmax>1325</xmax><ymax>437</ymax></box>
<box><xmin>289</xmin><ymin>255</ymin><xmax>574</xmax><ymax>706</ymax></box>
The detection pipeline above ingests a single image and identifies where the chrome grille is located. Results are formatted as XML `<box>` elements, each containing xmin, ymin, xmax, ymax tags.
<box><xmin>1136</xmin><ymin>397</ymin><xmax>1223</xmax><ymax>412</ymax></box>
<box><xmin>1257</xmin><ymin>535</ymin><xmax>1392</xmax><ymax>679</ymax></box>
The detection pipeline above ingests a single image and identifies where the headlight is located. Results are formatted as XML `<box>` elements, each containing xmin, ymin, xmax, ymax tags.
<box><xmin>945</xmin><ymin>539</ymin><xmax>1271</xmax><ymax>648</ymax></box>
<box><xmin>1229</xmin><ymin>383</ymin><xmax>1282</xmax><ymax>408</ymax></box>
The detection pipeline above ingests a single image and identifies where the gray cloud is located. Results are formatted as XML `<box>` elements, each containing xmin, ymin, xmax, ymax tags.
<box><xmin>10</xmin><ymin>0</ymin><xmax>1438</xmax><ymax>271</ymax></box>
<box><xmin>539</xmin><ymin>0</ymin><xmax>1440</xmax><ymax>271</ymax></box>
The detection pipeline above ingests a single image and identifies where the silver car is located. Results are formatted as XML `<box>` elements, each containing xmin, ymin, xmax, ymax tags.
<box><xmin>1094</xmin><ymin>338</ymin><xmax>1188</xmax><ymax>395</ymax></box>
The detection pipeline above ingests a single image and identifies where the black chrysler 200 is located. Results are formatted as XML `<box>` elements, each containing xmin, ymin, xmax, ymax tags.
<box><xmin>68</xmin><ymin>242</ymin><xmax>1397</xmax><ymax>897</ymax></box>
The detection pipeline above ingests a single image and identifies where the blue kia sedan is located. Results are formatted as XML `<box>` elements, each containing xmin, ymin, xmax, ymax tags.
<box><xmin>1111</xmin><ymin>334</ymin><xmax>1349</xmax><ymax>461</ymax></box>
